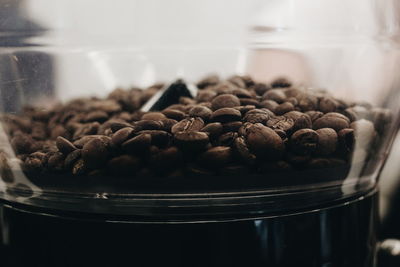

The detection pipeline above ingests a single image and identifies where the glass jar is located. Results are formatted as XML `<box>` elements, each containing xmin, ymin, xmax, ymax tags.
<box><xmin>0</xmin><ymin>1</ymin><xmax>399</xmax><ymax>266</ymax></box>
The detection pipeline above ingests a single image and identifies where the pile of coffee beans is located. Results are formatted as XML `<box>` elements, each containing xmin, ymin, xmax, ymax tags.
<box><xmin>0</xmin><ymin>75</ymin><xmax>393</xmax><ymax>185</ymax></box>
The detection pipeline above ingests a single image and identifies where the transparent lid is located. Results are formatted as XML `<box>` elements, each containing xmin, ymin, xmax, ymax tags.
<box><xmin>0</xmin><ymin>0</ymin><xmax>399</xmax><ymax>221</ymax></box>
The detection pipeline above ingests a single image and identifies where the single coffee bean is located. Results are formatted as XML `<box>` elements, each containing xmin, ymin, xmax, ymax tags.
<box><xmin>271</xmin><ymin>77</ymin><xmax>292</xmax><ymax>88</ymax></box>
<box><xmin>245</xmin><ymin>123</ymin><xmax>284</xmax><ymax>159</ymax></box>
<box><xmin>122</xmin><ymin>133</ymin><xmax>152</xmax><ymax>153</ymax></box>
<box><xmin>228</xmin><ymin>75</ymin><xmax>246</xmax><ymax>88</ymax></box>
<box><xmin>211</xmin><ymin>94</ymin><xmax>241</xmax><ymax>110</ymax></box>
<box><xmin>275</xmin><ymin>102</ymin><xmax>295</xmax><ymax>116</ymax></box>
<box><xmin>284</xmin><ymin>111</ymin><xmax>312</xmax><ymax>131</ymax></box>
<box><xmin>73</xmin><ymin>135</ymin><xmax>111</xmax><ymax>148</ymax></box>
<box><xmin>323</xmin><ymin>112</ymin><xmax>350</xmax><ymax>123</ymax></box>
<box><xmin>31</xmin><ymin>122</ymin><xmax>47</xmax><ymax>140</ymax></box>
<box><xmin>313</xmin><ymin>114</ymin><xmax>349</xmax><ymax>132</ymax></box>
<box><xmin>82</xmin><ymin>137</ymin><xmax>111</xmax><ymax>168</ymax></box>
<box><xmin>218</xmin><ymin>132</ymin><xmax>238</xmax><ymax>146</ymax></box>
<box><xmin>305</xmin><ymin>111</ymin><xmax>324</xmax><ymax>122</ymax></box>
<box><xmin>286</xmin><ymin>97</ymin><xmax>298</xmax><ymax>106</ymax></box>
<box><xmin>159</xmin><ymin>119</ymin><xmax>178</xmax><ymax>132</ymax></box>
<box><xmin>171</xmin><ymin>117</ymin><xmax>204</xmax><ymax>134</ymax></box>
<box><xmin>11</xmin><ymin>134</ymin><xmax>34</xmax><ymax>154</ymax></box>
<box><xmin>107</xmin><ymin>155</ymin><xmax>141</xmax><ymax>176</ymax></box>
<box><xmin>198</xmin><ymin>146</ymin><xmax>232</xmax><ymax>168</ymax></box>
<box><xmin>50</xmin><ymin>125</ymin><xmax>69</xmax><ymax>139</ymax></box>
<box><xmin>297</xmin><ymin>94</ymin><xmax>318</xmax><ymax>111</ymax></box>
<box><xmin>73</xmin><ymin>122</ymin><xmax>100</xmax><ymax>140</ymax></box>
<box><xmin>196</xmin><ymin>90</ymin><xmax>217</xmax><ymax>102</ymax></box>
<box><xmin>319</xmin><ymin>97</ymin><xmax>338</xmax><ymax>113</ymax></box>
<box><xmin>111</xmin><ymin>127</ymin><xmax>135</xmax><ymax>146</ymax></box>
<box><xmin>239</xmin><ymin>98</ymin><xmax>260</xmax><ymax>107</ymax></box>
<box><xmin>141</xmin><ymin>112</ymin><xmax>167</xmax><ymax>121</ymax></box>
<box><xmin>137</xmin><ymin>130</ymin><xmax>171</xmax><ymax>147</ymax></box>
<box><xmin>24</xmin><ymin>156</ymin><xmax>43</xmax><ymax>173</ymax></box>
<box><xmin>211</xmin><ymin>108</ymin><xmax>242</xmax><ymax>123</ymax></box>
<box><xmin>290</xmin><ymin>129</ymin><xmax>319</xmax><ymax>155</ymax></box>
<box><xmin>72</xmin><ymin>159</ymin><xmax>87</xmax><ymax>175</ymax></box>
<box><xmin>222</xmin><ymin>121</ymin><xmax>243</xmax><ymax>133</ymax></box>
<box><xmin>337</xmin><ymin>128</ymin><xmax>355</xmax><ymax>155</ymax></box>
<box><xmin>110</xmin><ymin>121</ymin><xmax>133</xmax><ymax>133</ymax></box>
<box><xmin>174</xmin><ymin>131</ymin><xmax>209</xmax><ymax>152</ymax></box>
<box><xmin>234</xmin><ymin>105</ymin><xmax>256</xmax><ymax>116</ymax></box>
<box><xmin>316</xmin><ymin>128</ymin><xmax>338</xmax><ymax>155</ymax></box>
<box><xmin>47</xmin><ymin>152</ymin><xmax>65</xmax><ymax>172</ymax></box>
<box><xmin>189</xmin><ymin>105</ymin><xmax>213</xmax><ymax>121</ymax></box>
<box><xmin>350</xmin><ymin>119</ymin><xmax>376</xmax><ymax>147</ymax></box>
<box><xmin>232</xmin><ymin>88</ymin><xmax>252</xmax><ymax>98</ymax></box>
<box><xmin>56</xmin><ymin>136</ymin><xmax>77</xmax><ymax>155</ymax></box>
<box><xmin>213</xmin><ymin>82</ymin><xmax>236</xmax><ymax>95</ymax></box>
<box><xmin>243</xmin><ymin>109</ymin><xmax>271</xmax><ymax>124</ymax></box>
<box><xmin>85</xmin><ymin>111</ymin><xmax>109</xmax><ymax>123</ymax></box>
<box><xmin>162</xmin><ymin>109</ymin><xmax>186</xmax><ymax>121</ymax></box>
<box><xmin>64</xmin><ymin>149</ymin><xmax>82</xmax><ymax>169</ymax></box>
<box><xmin>253</xmin><ymin>83</ymin><xmax>271</xmax><ymax>96</ymax></box>
<box><xmin>90</xmin><ymin>99</ymin><xmax>121</xmax><ymax>114</ymax></box>
<box><xmin>200</xmin><ymin>123</ymin><xmax>223</xmax><ymax>138</ymax></box>
<box><xmin>179</xmin><ymin>96</ymin><xmax>196</xmax><ymax>106</ymax></box>
<box><xmin>262</xmin><ymin>89</ymin><xmax>286</xmax><ymax>103</ymax></box>
<box><xmin>135</xmin><ymin>120</ymin><xmax>163</xmax><ymax>131</ymax></box>
<box><xmin>266</xmin><ymin>116</ymin><xmax>294</xmax><ymax>132</ymax></box>
<box><xmin>233</xmin><ymin>137</ymin><xmax>256</xmax><ymax>165</ymax></box>
<box><xmin>197</xmin><ymin>75</ymin><xmax>220</xmax><ymax>89</ymax></box>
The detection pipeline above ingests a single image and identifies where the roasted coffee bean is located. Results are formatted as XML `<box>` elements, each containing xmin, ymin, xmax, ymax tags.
<box><xmin>234</xmin><ymin>105</ymin><xmax>256</xmax><ymax>115</ymax></box>
<box><xmin>171</xmin><ymin>117</ymin><xmax>204</xmax><ymax>134</ymax></box>
<box><xmin>197</xmin><ymin>75</ymin><xmax>220</xmax><ymax>89</ymax></box>
<box><xmin>213</xmin><ymin>82</ymin><xmax>236</xmax><ymax>95</ymax></box>
<box><xmin>271</xmin><ymin>77</ymin><xmax>292</xmax><ymax>88</ymax></box>
<box><xmin>73</xmin><ymin>135</ymin><xmax>111</xmax><ymax>148</ymax></box>
<box><xmin>111</xmin><ymin>127</ymin><xmax>135</xmax><ymax>146</ymax></box>
<box><xmin>110</xmin><ymin>121</ymin><xmax>133</xmax><ymax>133</ymax></box>
<box><xmin>319</xmin><ymin>97</ymin><xmax>338</xmax><ymax>113</ymax></box>
<box><xmin>0</xmin><ymin>152</ymin><xmax>14</xmax><ymax>183</ymax></box>
<box><xmin>286</xmin><ymin>97</ymin><xmax>298</xmax><ymax>106</ymax></box>
<box><xmin>159</xmin><ymin>119</ymin><xmax>178</xmax><ymax>132</ymax></box>
<box><xmin>24</xmin><ymin>156</ymin><xmax>44</xmax><ymax>173</ymax></box>
<box><xmin>47</xmin><ymin>152</ymin><xmax>65</xmax><ymax>172</ymax></box>
<box><xmin>82</xmin><ymin>137</ymin><xmax>111</xmax><ymax>168</ymax></box>
<box><xmin>239</xmin><ymin>98</ymin><xmax>260</xmax><ymax>107</ymax></box>
<box><xmin>179</xmin><ymin>96</ymin><xmax>196</xmax><ymax>106</ymax></box>
<box><xmin>259</xmin><ymin>161</ymin><xmax>292</xmax><ymax>173</ymax></box>
<box><xmin>222</xmin><ymin>121</ymin><xmax>243</xmax><ymax>133</ymax></box>
<box><xmin>174</xmin><ymin>131</ymin><xmax>209</xmax><ymax>152</ymax></box>
<box><xmin>253</xmin><ymin>83</ymin><xmax>271</xmax><ymax>96</ymax></box>
<box><xmin>211</xmin><ymin>94</ymin><xmax>241</xmax><ymax>110</ymax></box>
<box><xmin>275</xmin><ymin>102</ymin><xmax>295</xmax><ymax>116</ymax></box>
<box><xmin>211</xmin><ymin>108</ymin><xmax>242</xmax><ymax>123</ymax></box>
<box><xmin>290</xmin><ymin>129</ymin><xmax>319</xmax><ymax>155</ymax></box>
<box><xmin>73</xmin><ymin>122</ymin><xmax>100</xmax><ymax>140</ymax></box>
<box><xmin>31</xmin><ymin>122</ymin><xmax>47</xmax><ymax>140</ymax></box>
<box><xmin>350</xmin><ymin>119</ymin><xmax>376</xmax><ymax>147</ymax></box>
<box><xmin>297</xmin><ymin>94</ymin><xmax>318</xmax><ymax>111</ymax></box>
<box><xmin>107</xmin><ymin>155</ymin><xmax>141</xmax><ymax>176</ymax></box>
<box><xmin>337</xmin><ymin>128</ymin><xmax>355</xmax><ymax>155</ymax></box>
<box><xmin>135</xmin><ymin>120</ymin><xmax>163</xmax><ymax>131</ymax></box>
<box><xmin>138</xmin><ymin>130</ymin><xmax>171</xmax><ymax>147</ymax></box>
<box><xmin>232</xmin><ymin>88</ymin><xmax>252</xmax><ymax>98</ymax></box>
<box><xmin>323</xmin><ymin>112</ymin><xmax>350</xmax><ymax>123</ymax></box>
<box><xmin>266</xmin><ymin>116</ymin><xmax>295</xmax><ymax>132</ymax></box>
<box><xmin>305</xmin><ymin>111</ymin><xmax>324</xmax><ymax>122</ymax></box>
<box><xmin>245</xmin><ymin>123</ymin><xmax>284</xmax><ymax>159</ymax></box>
<box><xmin>262</xmin><ymin>89</ymin><xmax>286</xmax><ymax>103</ymax></box>
<box><xmin>316</xmin><ymin>128</ymin><xmax>338</xmax><ymax>155</ymax></box>
<box><xmin>228</xmin><ymin>75</ymin><xmax>246</xmax><ymax>88</ymax></box>
<box><xmin>85</xmin><ymin>111</ymin><xmax>109</xmax><ymax>123</ymax></box>
<box><xmin>56</xmin><ymin>136</ymin><xmax>77</xmax><ymax>155</ymax></box>
<box><xmin>218</xmin><ymin>132</ymin><xmax>238</xmax><ymax>146</ymax></box>
<box><xmin>189</xmin><ymin>105</ymin><xmax>213</xmax><ymax>121</ymax></box>
<box><xmin>11</xmin><ymin>134</ymin><xmax>34</xmax><ymax>154</ymax></box>
<box><xmin>50</xmin><ymin>125</ymin><xmax>69</xmax><ymax>139</ymax></box>
<box><xmin>64</xmin><ymin>149</ymin><xmax>82</xmax><ymax>169</ymax></box>
<box><xmin>313</xmin><ymin>114</ymin><xmax>349</xmax><ymax>132</ymax></box>
<box><xmin>274</xmin><ymin>129</ymin><xmax>288</xmax><ymax>142</ymax></box>
<box><xmin>162</xmin><ymin>109</ymin><xmax>186</xmax><ymax>121</ymax></box>
<box><xmin>200</xmin><ymin>123</ymin><xmax>223</xmax><ymax>138</ymax></box>
<box><xmin>198</xmin><ymin>146</ymin><xmax>232</xmax><ymax>168</ymax></box>
<box><xmin>243</xmin><ymin>109</ymin><xmax>271</xmax><ymax>124</ymax></box>
<box><xmin>90</xmin><ymin>100</ymin><xmax>121</xmax><ymax>114</ymax></box>
<box><xmin>72</xmin><ymin>159</ymin><xmax>87</xmax><ymax>175</ymax></box>
<box><xmin>196</xmin><ymin>90</ymin><xmax>217</xmax><ymax>102</ymax></box>
<box><xmin>122</xmin><ymin>133</ymin><xmax>152</xmax><ymax>153</ymax></box>
<box><xmin>233</xmin><ymin>137</ymin><xmax>256</xmax><ymax>165</ymax></box>
<box><xmin>141</xmin><ymin>112</ymin><xmax>167</xmax><ymax>121</ymax></box>
<box><xmin>284</xmin><ymin>111</ymin><xmax>312</xmax><ymax>131</ymax></box>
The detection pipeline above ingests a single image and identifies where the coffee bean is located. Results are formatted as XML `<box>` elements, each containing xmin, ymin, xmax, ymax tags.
<box><xmin>47</xmin><ymin>152</ymin><xmax>65</xmax><ymax>172</ymax></box>
<box><xmin>275</xmin><ymin>102</ymin><xmax>295</xmax><ymax>115</ymax></box>
<box><xmin>138</xmin><ymin>130</ymin><xmax>171</xmax><ymax>147</ymax></box>
<box><xmin>141</xmin><ymin>112</ymin><xmax>167</xmax><ymax>121</ymax></box>
<box><xmin>228</xmin><ymin>75</ymin><xmax>246</xmax><ymax>88</ymax></box>
<box><xmin>253</xmin><ymin>83</ymin><xmax>271</xmax><ymax>96</ymax></box>
<box><xmin>189</xmin><ymin>105</ymin><xmax>213</xmax><ymax>121</ymax></box>
<box><xmin>196</xmin><ymin>90</ymin><xmax>217</xmax><ymax>102</ymax></box>
<box><xmin>245</xmin><ymin>123</ymin><xmax>284</xmax><ymax>159</ymax></box>
<box><xmin>64</xmin><ymin>149</ymin><xmax>82</xmax><ymax>169</ymax></box>
<box><xmin>24</xmin><ymin>156</ymin><xmax>43</xmax><ymax>173</ymax></box>
<box><xmin>179</xmin><ymin>96</ymin><xmax>196</xmax><ymax>105</ymax></box>
<box><xmin>31</xmin><ymin>122</ymin><xmax>47</xmax><ymax>140</ymax></box>
<box><xmin>262</xmin><ymin>89</ymin><xmax>286</xmax><ymax>103</ymax></box>
<box><xmin>284</xmin><ymin>111</ymin><xmax>312</xmax><ymax>131</ymax></box>
<box><xmin>337</xmin><ymin>128</ymin><xmax>355</xmax><ymax>156</ymax></box>
<box><xmin>213</xmin><ymin>82</ymin><xmax>236</xmax><ymax>95</ymax></box>
<box><xmin>159</xmin><ymin>119</ymin><xmax>178</xmax><ymax>132</ymax></box>
<box><xmin>73</xmin><ymin>135</ymin><xmax>111</xmax><ymax>148</ymax></box>
<box><xmin>174</xmin><ymin>131</ymin><xmax>209</xmax><ymax>152</ymax></box>
<box><xmin>72</xmin><ymin>159</ymin><xmax>87</xmax><ymax>175</ymax></box>
<box><xmin>232</xmin><ymin>88</ymin><xmax>252</xmax><ymax>98</ymax></box>
<box><xmin>171</xmin><ymin>117</ymin><xmax>204</xmax><ymax>134</ymax></box>
<box><xmin>135</xmin><ymin>120</ymin><xmax>163</xmax><ymax>131</ymax></box>
<box><xmin>211</xmin><ymin>94</ymin><xmax>241</xmax><ymax>110</ymax></box>
<box><xmin>316</xmin><ymin>128</ymin><xmax>337</xmax><ymax>155</ymax></box>
<box><xmin>107</xmin><ymin>155</ymin><xmax>141</xmax><ymax>176</ymax></box>
<box><xmin>305</xmin><ymin>111</ymin><xmax>324</xmax><ymax>122</ymax></box>
<box><xmin>110</xmin><ymin>121</ymin><xmax>133</xmax><ymax>133</ymax></box>
<box><xmin>290</xmin><ymin>129</ymin><xmax>319</xmax><ymax>155</ymax></box>
<box><xmin>313</xmin><ymin>114</ymin><xmax>349</xmax><ymax>131</ymax></box>
<box><xmin>200</xmin><ymin>123</ymin><xmax>223</xmax><ymax>138</ymax></box>
<box><xmin>162</xmin><ymin>109</ymin><xmax>186</xmax><ymax>121</ymax></box>
<box><xmin>319</xmin><ymin>97</ymin><xmax>338</xmax><ymax>113</ymax></box>
<box><xmin>122</xmin><ymin>133</ymin><xmax>152</xmax><ymax>153</ymax></box>
<box><xmin>56</xmin><ymin>136</ymin><xmax>77</xmax><ymax>155</ymax></box>
<box><xmin>85</xmin><ymin>111</ymin><xmax>109</xmax><ymax>123</ymax></box>
<box><xmin>73</xmin><ymin>122</ymin><xmax>100</xmax><ymax>140</ymax></box>
<box><xmin>233</xmin><ymin>137</ymin><xmax>256</xmax><ymax>165</ymax></box>
<box><xmin>271</xmin><ymin>77</ymin><xmax>292</xmax><ymax>88</ymax></box>
<box><xmin>211</xmin><ymin>108</ymin><xmax>242</xmax><ymax>123</ymax></box>
<box><xmin>198</xmin><ymin>146</ymin><xmax>232</xmax><ymax>168</ymax></box>
<box><xmin>197</xmin><ymin>75</ymin><xmax>220</xmax><ymax>89</ymax></box>
<box><xmin>239</xmin><ymin>98</ymin><xmax>260</xmax><ymax>107</ymax></box>
<box><xmin>222</xmin><ymin>121</ymin><xmax>243</xmax><ymax>133</ymax></box>
<box><xmin>218</xmin><ymin>132</ymin><xmax>238</xmax><ymax>146</ymax></box>
<box><xmin>234</xmin><ymin>105</ymin><xmax>256</xmax><ymax>115</ymax></box>
<box><xmin>111</xmin><ymin>127</ymin><xmax>135</xmax><ymax>146</ymax></box>
<box><xmin>82</xmin><ymin>137</ymin><xmax>111</xmax><ymax>168</ymax></box>
<box><xmin>50</xmin><ymin>125</ymin><xmax>69</xmax><ymax>139</ymax></box>
<box><xmin>243</xmin><ymin>109</ymin><xmax>271</xmax><ymax>124</ymax></box>
<box><xmin>266</xmin><ymin>116</ymin><xmax>294</xmax><ymax>132</ymax></box>
<box><xmin>260</xmin><ymin>100</ymin><xmax>278</xmax><ymax>112</ymax></box>
<box><xmin>297</xmin><ymin>95</ymin><xmax>318</xmax><ymax>111</ymax></box>
<box><xmin>323</xmin><ymin>112</ymin><xmax>350</xmax><ymax>123</ymax></box>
